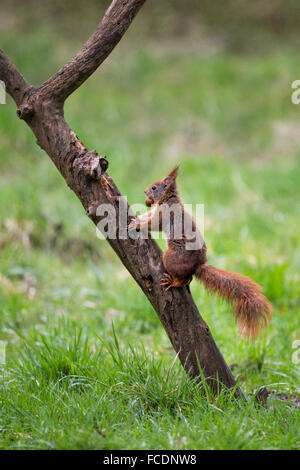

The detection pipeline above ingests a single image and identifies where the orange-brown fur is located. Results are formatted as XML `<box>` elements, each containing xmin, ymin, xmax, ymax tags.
<box><xmin>130</xmin><ymin>166</ymin><xmax>272</xmax><ymax>341</ymax></box>
<box><xmin>195</xmin><ymin>265</ymin><xmax>271</xmax><ymax>341</ymax></box>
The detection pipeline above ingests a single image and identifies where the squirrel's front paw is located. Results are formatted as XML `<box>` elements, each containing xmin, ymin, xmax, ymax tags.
<box><xmin>128</xmin><ymin>218</ymin><xmax>140</xmax><ymax>232</ymax></box>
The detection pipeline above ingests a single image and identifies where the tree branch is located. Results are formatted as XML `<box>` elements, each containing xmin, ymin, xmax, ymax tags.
<box><xmin>1</xmin><ymin>0</ymin><xmax>242</xmax><ymax>397</ymax></box>
<box><xmin>39</xmin><ymin>0</ymin><xmax>147</xmax><ymax>102</ymax></box>
<box><xmin>0</xmin><ymin>49</ymin><xmax>31</xmax><ymax>106</ymax></box>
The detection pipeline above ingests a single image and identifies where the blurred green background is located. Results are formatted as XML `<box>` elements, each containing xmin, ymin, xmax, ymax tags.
<box><xmin>0</xmin><ymin>0</ymin><xmax>299</xmax><ymax>450</ymax></box>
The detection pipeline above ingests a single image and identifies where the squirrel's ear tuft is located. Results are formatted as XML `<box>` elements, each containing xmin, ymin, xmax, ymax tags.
<box><xmin>168</xmin><ymin>165</ymin><xmax>179</xmax><ymax>180</ymax></box>
<box><xmin>163</xmin><ymin>165</ymin><xmax>179</xmax><ymax>184</ymax></box>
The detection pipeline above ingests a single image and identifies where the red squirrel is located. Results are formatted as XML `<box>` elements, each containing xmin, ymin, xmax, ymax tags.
<box><xmin>129</xmin><ymin>166</ymin><xmax>272</xmax><ymax>341</ymax></box>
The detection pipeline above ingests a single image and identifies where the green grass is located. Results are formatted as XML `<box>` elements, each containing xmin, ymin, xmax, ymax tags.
<box><xmin>0</xmin><ymin>23</ymin><xmax>299</xmax><ymax>450</ymax></box>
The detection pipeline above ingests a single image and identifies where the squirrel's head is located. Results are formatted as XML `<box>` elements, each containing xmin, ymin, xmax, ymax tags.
<box><xmin>144</xmin><ymin>166</ymin><xmax>179</xmax><ymax>207</ymax></box>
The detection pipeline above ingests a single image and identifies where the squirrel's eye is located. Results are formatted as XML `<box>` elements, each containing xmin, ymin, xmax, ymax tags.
<box><xmin>152</xmin><ymin>185</ymin><xmax>157</xmax><ymax>190</ymax></box>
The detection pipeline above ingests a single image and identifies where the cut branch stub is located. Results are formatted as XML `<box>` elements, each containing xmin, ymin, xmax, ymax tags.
<box><xmin>73</xmin><ymin>151</ymin><xmax>108</xmax><ymax>181</ymax></box>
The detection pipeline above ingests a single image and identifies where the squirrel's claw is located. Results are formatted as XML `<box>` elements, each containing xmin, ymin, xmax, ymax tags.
<box><xmin>161</xmin><ymin>272</ymin><xmax>173</xmax><ymax>290</ymax></box>
<box><xmin>128</xmin><ymin>218</ymin><xmax>138</xmax><ymax>231</ymax></box>
<box><xmin>161</xmin><ymin>273</ymin><xmax>192</xmax><ymax>290</ymax></box>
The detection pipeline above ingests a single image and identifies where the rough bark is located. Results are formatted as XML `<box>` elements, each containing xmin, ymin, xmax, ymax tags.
<box><xmin>0</xmin><ymin>0</ymin><xmax>240</xmax><ymax>395</ymax></box>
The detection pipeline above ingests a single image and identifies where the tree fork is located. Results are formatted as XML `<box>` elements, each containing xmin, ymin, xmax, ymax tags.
<box><xmin>0</xmin><ymin>0</ymin><xmax>241</xmax><ymax>396</ymax></box>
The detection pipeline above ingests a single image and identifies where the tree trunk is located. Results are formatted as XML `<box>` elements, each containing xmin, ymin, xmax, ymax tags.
<box><xmin>0</xmin><ymin>0</ymin><xmax>240</xmax><ymax>396</ymax></box>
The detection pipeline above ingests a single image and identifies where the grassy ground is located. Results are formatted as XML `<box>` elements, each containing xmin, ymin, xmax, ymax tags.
<box><xmin>0</xmin><ymin>20</ymin><xmax>300</xmax><ymax>450</ymax></box>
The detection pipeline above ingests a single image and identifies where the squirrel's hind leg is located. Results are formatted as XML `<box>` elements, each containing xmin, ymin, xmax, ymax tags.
<box><xmin>161</xmin><ymin>272</ymin><xmax>192</xmax><ymax>290</ymax></box>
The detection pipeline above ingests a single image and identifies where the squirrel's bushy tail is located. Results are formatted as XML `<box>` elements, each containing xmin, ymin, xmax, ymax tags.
<box><xmin>195</xmin><ymin>264</ymin><xmax>272</xmax><ymax>341</ymax></box>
